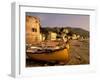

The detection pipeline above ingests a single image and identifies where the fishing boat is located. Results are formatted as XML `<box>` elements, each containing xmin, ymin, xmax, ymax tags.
<box><xmin>26</xmin><ymin>43</ymin><xmax>70</xmax><ymax>64</ymax></box>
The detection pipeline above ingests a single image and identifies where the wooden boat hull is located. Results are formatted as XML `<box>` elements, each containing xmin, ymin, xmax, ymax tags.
<box><xmin>27</xmin><ymin>47</ymin><xmax>69</xmax><ymax>64</ymax></box>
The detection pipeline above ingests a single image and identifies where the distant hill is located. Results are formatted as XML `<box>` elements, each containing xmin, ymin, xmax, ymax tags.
<box><xmin>66</xmin><ymin>27</ymin><xmax>89</xmax><ymax>38</ymax></box>
<box><xmin>40</xmin><ymin>27</ymin><xmax>89</xmax><ymax>38</ymax></box>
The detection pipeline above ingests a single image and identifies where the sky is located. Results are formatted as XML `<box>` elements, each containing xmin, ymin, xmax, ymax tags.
<box><xmin>26</xmin><ymin>12</ymin><xmax>89</xmax><ymax>31</ymax></box>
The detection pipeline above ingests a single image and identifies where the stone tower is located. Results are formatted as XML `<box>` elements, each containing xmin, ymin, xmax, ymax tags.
<box><xmin>26</xmin><ymin>16</ymin><xmax>41</xmax><ymax>44</ymax></box>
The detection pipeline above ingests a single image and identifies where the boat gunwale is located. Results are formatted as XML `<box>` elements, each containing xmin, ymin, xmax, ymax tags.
<box><xmin>26</xmin><ymin>47</ymin><xmax>67</xmax><ymax>54</ymax></box>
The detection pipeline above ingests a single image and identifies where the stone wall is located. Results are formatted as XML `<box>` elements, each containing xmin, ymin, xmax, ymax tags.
<box><xmin>26</xmin><ymin>16</ymin><xmax>41</xmax><ymax>44</ymax></box>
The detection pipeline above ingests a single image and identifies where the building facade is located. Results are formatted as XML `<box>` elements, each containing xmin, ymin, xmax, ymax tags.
<box><xmin>48</xmin><ymin>32</ymin><xmax>57</xmax><ymax>41</ymax></box>
<box><xmin>26</xmin><ymin>16</ymin><xmax>41</xmax><ymax>44</ymax></box>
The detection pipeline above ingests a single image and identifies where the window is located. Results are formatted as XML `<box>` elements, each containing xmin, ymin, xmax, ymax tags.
<box><xmin>32</xmin><ymin>28</ymin><xmax>37</xmax><ymax>32</ymax></box>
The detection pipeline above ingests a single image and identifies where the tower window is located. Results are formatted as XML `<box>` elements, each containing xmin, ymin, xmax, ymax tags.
<box><xmin>32</xmin><ymin>28</ymin><xmax>37</xmax><ymax>32</ymax></box>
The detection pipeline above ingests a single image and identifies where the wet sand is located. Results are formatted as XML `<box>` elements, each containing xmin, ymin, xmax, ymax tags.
<box><xmin>67</xmin><ymin>39</ymin><xmax>89</xmax><ymax>65</ymax></box>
